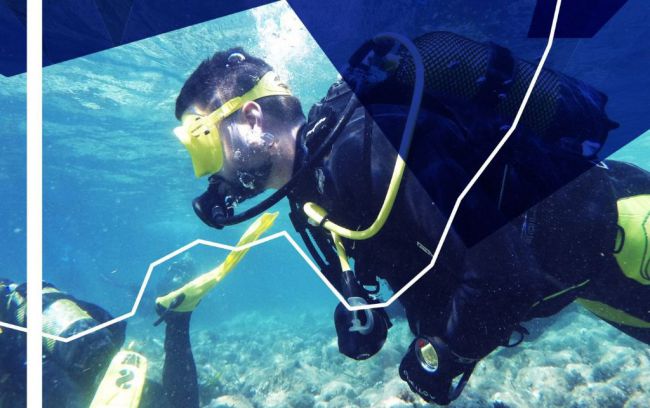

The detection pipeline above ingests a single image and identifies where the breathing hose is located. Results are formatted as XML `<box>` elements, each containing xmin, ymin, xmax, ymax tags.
<box><xmin>303</xmin><ymin>32</ymin><xmax>425</xmax><ymax>241</ymax></box>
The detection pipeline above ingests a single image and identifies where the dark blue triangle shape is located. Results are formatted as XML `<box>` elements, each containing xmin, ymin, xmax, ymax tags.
<box><xmin>41</xmin><ymin>0</ymin><xmax>275</xmax><ymax>67</ymax></box>
<box><xmin>43</xmin><ymin>0</ymin><xmax>116</xmax><ymax>65</ymax></box>
<box><xmin>528</xmin><ymin>0</ymin><xmax>628</xmax><ymax>38</ymax></box>
<box><xmin>2</xmin><ymin>0</ymin><xmax>25</xmax><ymax>25</ymax></box>
<box><xmin>0</xmin><ymin>0</ymin><xmax>26</xmax><ymax>77</ymax></box>
<box><xmin>120</xmin><ymin>0</ymin><xmax>274</xmax><ymax>44</ymax></box>
<box><xmin>94</xmin><ymin>0</ymin><xmax>135</xmax><ymax>45</ymax></box>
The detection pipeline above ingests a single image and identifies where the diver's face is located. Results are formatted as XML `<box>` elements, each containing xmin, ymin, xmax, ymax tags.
<box><xmin>220</xmin><ymin>119</ymin><xmax>274</xmax><ymax>178</ymax></box>
<box><xmin>217</xmin><ymin>102</ymin><xmax>277</xmax><ymax>189</ymax></box>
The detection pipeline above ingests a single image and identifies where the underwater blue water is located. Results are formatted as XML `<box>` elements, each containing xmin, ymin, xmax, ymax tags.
<box><xmin>39</xmin><ymin>1</ymin><xmax>650</xmax><ymax>407</ymax></box>
<box><xmin>0</xmin><ymin>73</ymin><xmax>26</xmax><ymax>285</ymax></box>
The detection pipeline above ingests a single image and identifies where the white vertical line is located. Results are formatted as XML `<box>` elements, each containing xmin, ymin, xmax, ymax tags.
<box><xmin>26</xmin><ymin>0</ymin><xmax>43</xmax><ymax>406</ymax></box>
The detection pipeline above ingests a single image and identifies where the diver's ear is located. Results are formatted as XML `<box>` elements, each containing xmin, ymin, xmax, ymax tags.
<box><xmin>241</xmin><ymin>101</ymin><xmax>263</xmax><ymax>129</ymax></box>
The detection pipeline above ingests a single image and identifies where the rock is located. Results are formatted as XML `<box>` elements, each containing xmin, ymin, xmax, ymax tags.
<box><xmin>286</xmin><ymin>391</ymin><xmax>316</xmax><ymax>407</ymax></box>
<box><xmin>264</xmin><ymin>390</ymin><xmax>290</xmax><ymax>407</ymax></box>
<box><xmin>315</xmin><ymin>395</ymin><xmax>357</xmax><ymax>408</ymax></box>
<box><xmin>357</xmin><ymin>376</ymin><xmax>417</xmax><ymax>407</ymax></box>
<box><xmin>375</xmin><ymin>396</ymin><xmax>413</xmax><ymax>408</ymax></box>
<box><xmin>624</xmin><ymin>391</ymin><xmax>650</xmax><ymax>408</ymax></box>
<box><xmin>490</xmin><ymin>391</ymin><xmax>529</xmax><ymax>408</ymax></box>
<box><xmin>321</xmin><ymin>337</ymin><xmax>341</xmax><ymax>361</ymax></box>
<box><xmin>545</xmin><ymin>349</ymin><xmax>580</xmax><ymax>367</ymax></box>
<box><xmin>565</xmin><ymin>363</ymin><xmax>593</xmax><ymax>388</ymax></box>
<box><xmin>377</xmin><ymin>347</ymin><xmax>402</xmax><ymax>368</ymax></box>
<box><xmin>320</xmin><ymin>380</ymin><xmax>357</xmax><ymax>401</ymax></box>
<box><xmin>570</xmin><ymin>383</ymin><xmax>627</xmax><ymax>408</ymax></box>
<box><xmin>142</xmin><ymin>308</ymin><xmax>647</xmax><ymax>408</ymax></box>
<box><xmin>636</xmin><ymin>368</ymin><xmax>650</xmax><ymax>393</ymax></box>
<box><xmin>206</xmin><ymin>394</ymin><xmax>254</xmax><ymax>408</ymax></box>
<box><xmin>515</xmin><ymin>366</ymin><xmax>569</xmax><ymax>406</ymax></box>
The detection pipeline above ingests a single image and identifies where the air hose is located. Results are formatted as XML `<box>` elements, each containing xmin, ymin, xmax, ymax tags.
<box><xmin>303</xmin><ymin>32</ymin><xmax>425</xmax><ymax>241</ymax></box>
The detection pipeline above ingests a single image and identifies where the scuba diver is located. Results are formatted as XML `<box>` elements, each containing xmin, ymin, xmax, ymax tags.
<box><xmin>0</xmin><ymin>276</ymin><xmax>199</xmax><ymax>408</ymax></box>
<box><xmin>0</xmin><ymin>211</ymin><xmax>276</xmax><ymax>408</ymax></box>
<box><xmin>172</xmin><ymin>31</ymin><xmax>649</xmax><ymax>405</ymax></box>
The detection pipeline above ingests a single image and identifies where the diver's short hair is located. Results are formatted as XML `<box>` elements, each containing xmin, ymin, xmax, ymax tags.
<box><xmin>175</xmin><ymin>47</ymin><xmax>304</xmax><ymax>125</ymax></box>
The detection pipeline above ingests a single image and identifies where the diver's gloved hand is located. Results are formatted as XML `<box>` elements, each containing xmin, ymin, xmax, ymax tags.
<box><xmin>334</xmin><ymin>270</ymin><xmax>392</xmax><ymax>360</ymax></box>
<box><xmin>399</xmin><ymin>336</ymin><xmax>477</xmax><ymax>405</ymax></box>
<box><xmin>154</xmin><ymin>292</ymin><xmax>193</xmax><ymax>326</ymax></box>
<box><xmin>154</xmin><ymin>303</ymin><xmax>192</xmax><ymax>329</ymax></box>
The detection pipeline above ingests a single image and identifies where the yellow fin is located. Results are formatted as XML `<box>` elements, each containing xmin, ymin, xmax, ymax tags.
<box><xmin>155</xmin><ymin>212</ymin><xmax>279</xmax><ymax>313</ymax></box>
<box><xmin>90</xmin><ymin>350</ymin><xmax>148</xmax><ymax>408</ymax></box>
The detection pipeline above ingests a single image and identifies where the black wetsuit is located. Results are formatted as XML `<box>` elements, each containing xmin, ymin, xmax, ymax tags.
<box><xmin>0</xmin><ymin>282</ymin><xmax>199</xmax><ymax>408</ymax></box>
<box><xmin>0</xmin><ymin>314</ymin><xmax>26</xmax><ymax>407</ymax></box>
<box><xmin>288</xmin><ymin>83</ymin><xmax>650</xmax><ymax>364</ymax></box>
<box><xmin>521</xmin><ymin>160</ymin><xmax>650</xmax><ymax>343</ymax></box>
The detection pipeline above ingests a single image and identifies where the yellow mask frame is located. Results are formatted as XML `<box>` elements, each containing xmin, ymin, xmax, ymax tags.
<box><xmin>174</xmin><ymin>71</ymin><xmax>293</xmax><ymax>178</ymax></box>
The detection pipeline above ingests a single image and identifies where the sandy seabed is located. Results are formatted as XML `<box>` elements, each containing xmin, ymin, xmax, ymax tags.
<box><xmin>134</xmin><ymin>304</ymin><xmax>650</xmax><ymax>408</ymax></box>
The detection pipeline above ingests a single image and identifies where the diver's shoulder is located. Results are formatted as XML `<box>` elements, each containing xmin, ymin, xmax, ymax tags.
<box><xmin>603</xmin><ymin>159</ymin><xmax>650</xmax><ymax>197</ymax></box>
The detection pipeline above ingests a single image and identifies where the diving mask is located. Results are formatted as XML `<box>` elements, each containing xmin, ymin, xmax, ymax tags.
<box><xmin>174</xmin><ymin>71</ymin><xmax>293</xmax><ymax>178</ymax></box>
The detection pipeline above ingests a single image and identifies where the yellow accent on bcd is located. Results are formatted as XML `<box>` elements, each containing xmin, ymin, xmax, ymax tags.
<box><xmin>614</xmin><ymin>194</ymin><xmax>650</xmax><ymax>285</ymax></box>
<box><xmin>577</xmin><ymin>298</ymin><xmax>650</xmax><ymax>329</ymax></box>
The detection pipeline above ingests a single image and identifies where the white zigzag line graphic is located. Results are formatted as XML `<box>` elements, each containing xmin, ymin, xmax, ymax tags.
<box><xmin>0</xmin><ymin>0</ymin><xmax>563</xmax><ymax>341</ymax></box>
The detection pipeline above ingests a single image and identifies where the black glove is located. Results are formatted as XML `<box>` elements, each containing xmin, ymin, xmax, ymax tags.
<box><xmin>334</xmin><ymin>270</ymin><xmax>391</xmax><ymax>360</ymax></box>
<box><xmin>399</xmin><ymin>336</ymin><xmax>477</xmax><ymax>405</ymax></box>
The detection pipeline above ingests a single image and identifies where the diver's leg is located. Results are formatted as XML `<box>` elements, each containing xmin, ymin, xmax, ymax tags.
<box><xmin>162</xmin><ymin>312</ymin><xmax>199</xmax><ymax>408</ymax></box>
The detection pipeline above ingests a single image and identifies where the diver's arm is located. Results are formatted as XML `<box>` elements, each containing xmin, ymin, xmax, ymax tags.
<box><xmin>386</xmin><ymin>114</ymin><xmax>547</xmax><ymax>403</ymax></box>
<box><xmin>398</xmin><ymin>223</ymin><xmax>546</xmax><ymax>405</ymax></box>
<box><xmin>443</xmin><ymin>224</ymin><xmax>546</xmax><ymax>358</ymax></box>
<box><xmin>161</xmin><ymin>312</ymin><xmax>199</xmax><ymax>408</ymax></box>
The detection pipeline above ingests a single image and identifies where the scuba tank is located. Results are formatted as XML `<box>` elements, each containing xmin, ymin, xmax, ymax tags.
<box><xmin>42</xmin><ymin>285</ymin><xmax>126</xmax><ymax>387</ymax></box>
<box><xmin>318</xmin><ymin>30</ymin><xmax>620</xmax><ymax>245</ymax></box>
<box><xmin>2</xmin><ymin>282</ymin><xmax>125</xmax><ymax>388</ymax></box>
<box><xmin>363</xmin><ymin>31</ymin><xmax>618</xmax><ymax>154</ymax></box>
